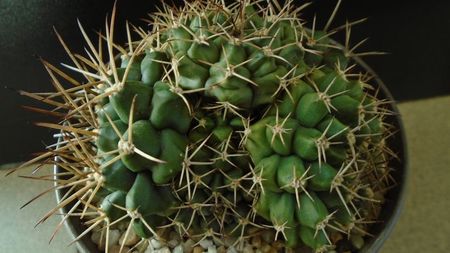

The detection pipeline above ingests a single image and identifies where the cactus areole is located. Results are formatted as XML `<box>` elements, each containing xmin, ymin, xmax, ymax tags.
<box><xmin>16</xmin><ymin>0</ymin><xmax>402</xmax><ymax>252</ymax></box>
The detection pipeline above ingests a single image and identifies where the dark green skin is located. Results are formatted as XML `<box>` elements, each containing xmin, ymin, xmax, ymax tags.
<box><xmin>284</xmin><ymin>225</ymin><xmax>299</xmax><ymax>248</ymax></box>
<box><xmin>119</xmin><ymin>54</ymin><xmax>144</xmax><ymax>81</ymax></box>
<box><xmin>265</xmin><ymin>116</ymin><xmax>299</xmax><ymax>156</ymax></box>
<box><xmin>96</xmin><ymin>120</ymin><xmax>127</xmax><ymax>153</ymax></box>
<box><xmin>97</xmin><ymin>103</ymin><xmax>120</xmax><ymax>125</ymax></box>
<box><xmin>269</xmin><ymin>193</ymin><xmax>298</xmax><ymax>247</ymax></box>
<box><xmin>304</xmin><ymin>50</ymin><xmax>324</xmax><ymax>67</ymax></box>
<box><xmin>188</xmin><ymin>38</ymin><xmax>220</xmax><ymax>64</ymax></box>
<box><xmin>332</xmin><ymin>94</ymin><xmax>361</xmax><ymax>124</ymax></box>
<box><xmin>317</xmin><ymin>191</ymin><xmax>345</xmax><ymax>209</ymax></box>
<box><xmin>116</xmin><ymin>67</ymin><xmax>141</xmax><ymax>82</ymax></box>
<box><xmin>101</xmin><ymin>191</ymin><xmax>127</xmax><ymax>222</ymax></box>
<box><xmin>212</xmin><ymin>125</ymin><xmax>233</xmax><ymax>142</ymax></box>
<box><xmin>110</xmin><ymin>81</ymin><xmax>152</xmax><ymax>124</ymax></box>
<box><xmin>299</xmin><ymin>226</ymin><xmax>329</xmax><ymax>251</ymax></box>
<box><xmin>277</xmin><ymin>156</ymin><xmax>306</xmax><ymax>192</ymax></box>
<box><xmin>303</xmin><ymin>30</ymin><xmax>330</xmax><ymax>66</ymax></box>
<box><xmin>140</xmin><ymin>51</ymin><xmax>165</xmax><ymax>87</ymax></box>
<box><xmin>150</xmin><ymin>81</ymin><xmax>192</xmax><ymax>134</ymax></box>
<box><xmin>296</xmin><ymin>192</ymin><xmax>329</xmax><ymax>229</ymax></box>
<box><xmin>269</xmin><ymin>80</ymin><xmax>314</xmax><ymax>118</ymax></box>
<box><xmin>166</xmin><ymin>27</ymin><xmax>192</xmax><ymax>53</ymax></box>
<box><xmin>323</xmin><ymin>48</ymin><xmax>350</xmax><ymax>69</ymax></box>
<box><xmin>152</xmin><ymin>129</ymin><xmax>188</xmax><ymax>185</ymax></box>
<box><xmin>316</xmin><ymin>71</ymin><xmax>349</xmax><ymax>96</ymax></box>
<box><xmin>126</xmin><ymin>173</ymin><xmax>171</xmax><ymax>216</ymax></box>
<box><xmin>296</xmin><ymin>92</ymin><xmax>329</xmax><ymax>128</ymax></box>
<box><xmin>334</xmin><ymin>207</ymin><xmax>353</xmax><ymax>226</ymax></box>
<box><xmin>229</xmin><ymin>117</ymin><xmax>244</xmax><ymax>128</ymax></box>
<box><xmin>307</xmin><ymin>162</ymin><xmax>338</xmax><ymax>191</ymax></box>
<box><xmin>347</xmin><ymin>80</ymin><xmax>366</xmax><ymax>100</ymax></box>
<box><xmin>270</xmin><ymin>192</ymin><xmax>296</xmax><ymax>226</ymax></box>
<box><xmin>255</xmin><ymin>190</ymin><xmax>280</xmax><ymax>221</ymax></box>
<box><xmin>220</xmin><ymin>43</ymin><xmax>247</xmax><ymax>65</ymax></box>
<box><xmin>176</xmin><ymin>52</ymin><xmax>210</xmax><ymax>90</ymax></box>
<box><xmin>279</xmin><ymin>44</ymin><xmax>304</xmax><ymax>67</ymax></box>
<box><xmin>245</xmin><ymin>117</ymin><xmax>274</xmax><ymax>164</ymax></box>
<box><xmin>293</xmin><ymin>127</ymin><xmax>322</xmax><ymax>161</ymax></box>
<box><xmin>121</xmin><ymin>120</ymin><xmax>161</xmax><ymax>172</ymax></box>
<box><xmin>102</xmin><ymin>158</ymin><xmax>136</xmax><ymax>192</ymax></box>
<box><xmin>244</xmin><ymin>5</ymin><xmax>264</xmax><ymax>29</ymax></box>
<box><xmin>246</xmin><ymin>51</ymin><xmax>277</xmax><ymax>77</ymax></box>
<box><xmin>368</xmin><ymin>116</ymin><xmax>384</xmax><ymax>142</ymax></box>
<box><xmin>205</xmin><ymin>62</ymin><xmax>253</xmax><ymax>108</ymax></box>
<box><xmin>325</xmin><ymin>145</ymin><xmax>348</xmax><ymax>166</ymax></box>
<box><xmin>317</xmin><ymin>116</ymin><xmax>349</xmax><ymax>141</ymax></box>
<box><xmin>255</xmin><ymin>154</ymin><xmax>281</xmax><ymax>192</ymax></box>
<box><xmin>132</xmin><ymin>215</ymin><xmax>165</xmax><ymax>239</ymax></box>
<box><xmin>252</xmin><ymin>65</ymin><xmax>288</xmax><ymax>106</ymax></box>
<box><xmin>223</xmin><ymin>168</ymin><xmax>243</xmax><ymax>186</ymax></box>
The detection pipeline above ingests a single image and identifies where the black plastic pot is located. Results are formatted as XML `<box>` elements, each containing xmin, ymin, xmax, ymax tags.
<box><xmin>354</xmin><ymin>57</ymin><xmax>408</xmax><ymax>253</ymax></box>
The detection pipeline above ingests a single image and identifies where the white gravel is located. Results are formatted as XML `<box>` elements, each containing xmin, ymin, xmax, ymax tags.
<box><xmin>90</xmin><ymin>220</ymin><xmax>282</xmax><ymax>253</ymax></box>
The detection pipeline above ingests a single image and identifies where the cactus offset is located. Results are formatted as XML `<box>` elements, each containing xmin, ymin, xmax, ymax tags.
<box><xmin>15</xmin><ymin>0</ymin><xmax>397</xmax><ymax>252</ymax></box>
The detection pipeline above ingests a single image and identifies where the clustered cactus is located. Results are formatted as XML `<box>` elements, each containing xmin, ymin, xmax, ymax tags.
<box><xmin>16</xmin><ymin>0</ymin><xmax>397</xmax><ymax>252</ymax></box>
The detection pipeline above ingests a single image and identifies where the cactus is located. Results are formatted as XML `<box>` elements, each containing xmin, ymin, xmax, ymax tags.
<box><xmin>14</xmin><ymin>0</ymin><xmax>398</xmax><ymax>252</ymax></box>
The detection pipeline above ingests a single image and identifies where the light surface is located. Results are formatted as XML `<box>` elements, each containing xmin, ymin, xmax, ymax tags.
<box><xmin>0</xmin><ymin>165</ymin><xmax>77</xmax><ymax>253</ymax></box>
<box><xmin>381</xmin><ymin>95</ymin><xmax>450</xmax><ymax>252</ymax></box>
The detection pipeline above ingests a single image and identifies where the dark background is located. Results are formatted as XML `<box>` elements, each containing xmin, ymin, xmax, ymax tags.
<box><xmin>1</xmin><ymin>0</ymin><xmax>449</xmax><ymax>164</ymax></box>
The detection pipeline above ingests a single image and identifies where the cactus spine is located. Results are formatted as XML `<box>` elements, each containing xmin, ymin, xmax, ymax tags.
<box><xmin>16</xmin><ymin>0</ymin><xmax>397</xmax><ymax>252</ymax></box>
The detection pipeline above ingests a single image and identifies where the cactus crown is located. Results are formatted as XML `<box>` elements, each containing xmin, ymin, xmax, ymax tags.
<box><xmin>16</xmin><ymin>0</ymin><xmax>397</xmax><ymax>252</ymax></box>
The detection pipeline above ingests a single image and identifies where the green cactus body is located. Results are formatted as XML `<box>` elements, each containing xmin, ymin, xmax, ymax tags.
<box><xmin>26</xmin><ymin>0</ymin><xmax>397</xmax><ymax>252</ymax></box>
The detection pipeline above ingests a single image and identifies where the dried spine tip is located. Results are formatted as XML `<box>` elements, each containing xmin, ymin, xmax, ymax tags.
<box><xmin>17</xmin><ymin>0</ymin><xmax>396</xmax><ymax>252</ymax></box>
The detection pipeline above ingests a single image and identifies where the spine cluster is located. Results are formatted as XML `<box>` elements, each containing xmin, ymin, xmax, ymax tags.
<box><xmin>16</xmin><ymin>1</ymin><xmax>397</xmax><ymax>252</ymax></box>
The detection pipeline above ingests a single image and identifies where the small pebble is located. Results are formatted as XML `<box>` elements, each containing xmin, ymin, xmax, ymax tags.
<box><xmin>226</xmin><ymin>246</ymin><xmax>237</xmax><ymax>253</ymax></box>
<box><xmin>251</xmin><ymin>236</ymin><xmax>261</xmax><ymax>248</ymax></box>
<box><xmin>109</xmin><ymin>245</ymin><xmax>130</xmax><ymax>253</ymax></box>
<box><xmin>145</xmin><ymin>244</ymin><xmax>154</xmax><ymax>253</ymax></box>
<box><xmin>213</xmin><ymin>237</ymin><xmax>223</xmax><ymax>246</ymax></box>
<box><xmin>261</xmin><ymin>245</ymin><xmax>271</xmax><ymax>253</ymax></box>
<box><xmin>183</xmin><ymin>239</ymin><xmax>195</xmax><ymax>253</ymax></box>
<box><xmin>119</xmin><ymin>229</ymin><xmax>140</xmax><ymax>246</ymax></box>
<box><xmin>151</xmin><ymin>238</ymin><xmax>163</xmax><ymax>249</ymax></box>
<box><xmin>158</xmin><ymin>247</ymin><xmax>171</xmax><ymax>253</ymax></box>
<box><xmin>243</xmin><ymin>245</ymin><xmax>254</xmax><ymax>253</ymax></box>
<box><xmin>170</xmin><ymin>231</ymin><xmax>180</xmax><ymax>241</ymax></box>
<box><xmin>272</xmin><ymin>241</ymin><xmax>283</xmax><ymax>250</ymax></box>
<box><xmin>108</xmin><ymin>230</ymin><xmax>121</xmax><ymax>248</ymax></box>
<box><xmin>117</xmin><ymin>221</ymin><xmax>128</xmax><ymax>231</ymax></box>
<box><xmin>137</xmin><ymin>240</ymin><xmax>150</xmax><ymax>253</ymax></box>
<box><xmin>199</xmin><ymin>239</ymin><xmax>213</xmax><ymax>249</ymax></box>
<box><xmin>207</xmin><ymin>245</ymin><xmax>217</xmax><ymax>253</ymax></box>
<box><xmin>91</xmin><ymin>229</ymin><xmax>120</xmax><ymax>249</ymax></box>
<box><xmin>223</xmin><ymin>238</ymin><xmax>235</xmax><ymax>247</ymax></box>
<box><xmin>91</xmin><ymin>230</ymin><xmax>102</xmax><ymax>247</ymax></box>
<box><xmin>217</xmin><ymin>246</ymin><xmax>227</xmax><ymax>253</ymax></box>
<box><xmin>168</xmin><ymin>239</ymin><xmax>180</xmax><ymax>248</ymax></box>
<box><xmin>193</xmin><ymin>246</ymin><xmax>204</xmax><ymax>253</ymax></box>
<box><xmin>173</xmin><ymin>245</ymin><xmax>184</xmax><ymax>253</ymax></box>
